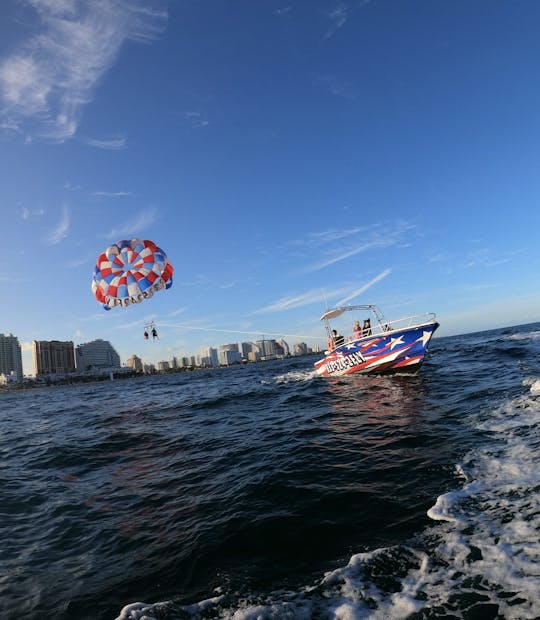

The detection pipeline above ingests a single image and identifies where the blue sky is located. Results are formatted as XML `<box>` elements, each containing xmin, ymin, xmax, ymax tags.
<box><xmin>2</xmin><ymin>0</ymin><xmax>540</xmax><ymax>376</ymax></box>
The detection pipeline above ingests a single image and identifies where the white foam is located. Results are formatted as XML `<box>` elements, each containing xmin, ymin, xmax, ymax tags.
<box><xmin>266</xmin><ymin>369</ymin><xmax>318</xmax><ymax>384</ymax></box>
<box><xmin>523</xmin><ymin>376</ymin><xmax>540</xmax><ymax>393</ymax></box>
<box><xmin>114</xmin><ymin>602</ymin><xmax>156</xmax><ymax>620</ymax></box>
<box><xmin>420</xmin><ymin>378</ymin><xmax>540</xmax><ymax>618</ymax></box>
<box><xmin>505</xmin><ymin>329</ymin><xmax>540</xmax><ymax>342</ymax></box>
<box><xmin>116</xmin><ymin>375</ymin><xmax>540</xmax><ymax>619</ymax></box>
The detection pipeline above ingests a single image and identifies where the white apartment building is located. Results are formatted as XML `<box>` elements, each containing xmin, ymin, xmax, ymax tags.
<box><xmin>75</xmin><ymin>339</ymin><xmax>121</xmax><ymax>371</ymax></box>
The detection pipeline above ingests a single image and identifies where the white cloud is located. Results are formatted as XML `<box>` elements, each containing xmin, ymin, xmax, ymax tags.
<box><xmin>298</xmin><ymin>221</ymin><xmax>415</xmax><ymax>273</ymax></box>
<box><xmin>92</xmin><ymin>190</ymin><xmax>133</xmax><ymax>197</ymax></box>
<box><xmin>335</xmin><ymin>268</ymin><xmax>392</xmax><ymax>305</ymax></box>
<box><xmin>82</xmin><ymin>136</ymin><xmax>127</xmax><ymax>150</ymax></box>
<box><xmin>324</xmin><ymin>3</ymin><xmax>348</xmax><ymax>39</ymax></box>
<box><xmin>184</xmin><ymin>111</ymin><xmax>209</xmax><ymax>129</ymax></box>
<box><xmin>48</xmin><ymin>206</ymin><xmax>70</xmax><ymax>244</ymax></box>
<box><xmin>315</xmin><ymin>74</ymin><xmax>357</xmax><ymax>99</ymax></box>
<box><xmin>303</xmin><ymin>238</ymin><xmax>395</xmax><ymax>273</ymax></box>
<box><xmin>101</xmin><ymin>206</ymin><xmax>157</xmax><ymax>240</ymax></box>
<box><xmin>252</xmin><ymin>285</ymin><xmax>353</xmax><ymax>315</ymax></box>
<box><xmin>167</xmin><ymin>307</ymin><xmax>187</xmax><ymax>317</ymax></box>
<box><xmin>21</xmin><ymin>206</ymin><xmax>45</xmax><ymax>219</ymax></box>
<box><xmin>292</xmin><ymin>226</ymin><xmax>366</xmax><ymax>246</ymax></box>
<box><xmin>274</xmin><ymin>6</ymin><xmax>292</xmax><ymax>16</ymax></box>
<box><xmin>0</xmin><ymin>0</ymin><xmax>167</xmax><ymax>141</ymax></box>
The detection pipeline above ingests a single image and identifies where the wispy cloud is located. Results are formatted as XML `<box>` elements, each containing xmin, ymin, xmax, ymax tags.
<box><xmin>63</xmin><ymin>181</ymin><xmax>81</xmax><ymax>191</ymax></box>
<box><xmin>274</xmin><ymin>6</ymin><xmax>292</xmax><ymax>16</ymax></box>
<box><xmin>184</xmin><ymin>111</ymin><xmax>209</xmax><ymax>129</ymax></box>
<box><xmin>305</xmin><ymin>238</ymin><xmax>396</xmax><ymax>272</ymax></box>
<box><xmin>298</xmin><ymin>221</ymin><xmax>415</xmax><ymax>273</ymax></box>
<box><xmin>100</xmin><ymin>206</ymin><xmax>157</xmax><ymax>240</ymax></box>
<box><xmin>315</xmin><ymin>74</ymin><xmax>357</xmax><ymax>99</ymax></box>
<box><xmin>252</xmin><ymin>285</ymin><xmax>352</xmax><ymax>315</ymax></box>
<box><xmin>92</xmin><ymin>190</ymin><xmax>133</xmax><ymax>197</ymax></box>
<box><xmin>48</xmin><ymin>206</ymin><xmax>70</xmax><ymax>244</ymax></box>
<box><xmin>335</xmin><ymin>269</ymin><xmax>392</xmax><ymax>305</ymax></box>
<box><xmin>0</xmin><ymin>117</ymin><xmax>21</xmax><ymax>132</ymax></box>
<box><xmin>82</xmin><ymin>136</ymin><xmax>127</xmax><ymax>150</ymax></box>
<box><xmin>21</xmin><ymin>206</ymin><xmax>45</xmax><ymax>219</ymax></box>
<box><xmin>291</xmin><ymin>221</ymin><xmax>415</xmax><ymax>273</ymax></box>
<box><xmin>323</xmin><ymin>3</ymin><xmax>348</xmax><ymax>39</ymax></box>
<box><xmin>0</xmin><ymin>1</ymin><xmax>167</xmax><ymax>142</ymax></box>
<box><xmin>166</xmin><ymin>307</ymin><xmax>187</xmax><ymax>317</ymax></box>
<box><xmin>291</xmin><ymin>226</ymin><xmax>367</xmax><ymax>246</ymax></box>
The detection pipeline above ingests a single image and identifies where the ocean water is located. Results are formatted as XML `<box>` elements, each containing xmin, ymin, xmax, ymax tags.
<box><xmin>2</xmin><ymin>324</ymin><xmax>539</xmax><ymax>620</ymax></box>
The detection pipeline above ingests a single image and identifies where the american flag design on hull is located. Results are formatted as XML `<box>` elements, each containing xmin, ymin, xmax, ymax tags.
<box><xmin>314</xmin><ymin>324</ymin><xmax>439</xmax><ymax>376</ymax></box>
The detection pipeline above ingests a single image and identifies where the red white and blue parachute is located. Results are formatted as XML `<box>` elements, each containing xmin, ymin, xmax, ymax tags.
<box><xmin>92</xmin><ymin>238</ymin><xmax>173</xmax><ymax>310</ymax></box>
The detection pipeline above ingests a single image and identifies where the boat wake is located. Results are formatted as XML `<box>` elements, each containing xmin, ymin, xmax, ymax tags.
<box><xmin>115</xmin><ymin>375</ymin><xmax>540</xmax><ymax>620</ymax></box>
<box><xmin>263</xmin><ymin>369</ymin><xmax>318</xmax><ymax>384</ymax></box>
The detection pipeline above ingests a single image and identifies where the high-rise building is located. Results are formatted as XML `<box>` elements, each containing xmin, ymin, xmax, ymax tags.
<box><xmin>0</xmin><ymin>333</ymin><xmax>23</xmax><ymax>381</ymax></box>
<box><xmin>256</xmin><ymin>338</ymin><xmax>276</xmax><ymax>359</ymax></box>
<box><xmin>241</xmin><ymin>341</ymin><xmax>259</xmax><ymax>359</ymax></box>
<box><xmin>294</xmin><ymin>342</ymin><xmax>308</xmax><ymax>356</ymax></box>
<box><xmin>33</xmin><ymin>340</ymin><xmax>76</xmax><ymax>376</ymax></box>
<box><xmin>219</xmin><ymin>343</ymin><xmax>241</xmax><ymax>365</ymax></box>
<box><xmin>126</xmin><ymin>355</ymin><xmax>143</xmax><ymax>372</ymax></box>
<box><xmin>75</xmin><ymin>339</ymin><xmax>121</xmax><ymax>371</ymax></box>
<box><xmin>200</xmin><ymin>346</ymin><xmax>219</xmax><ymax>367</ymax></box>
<box><xmin>277</xmin><ymin>338</ymin><xmax>290</xmax><ymax>356</ymax></box>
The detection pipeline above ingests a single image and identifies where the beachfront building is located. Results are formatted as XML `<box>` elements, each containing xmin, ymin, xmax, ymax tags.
<box><xmin>157</xmin><ymin>360</ymin><xmax>170</xmax><ymax>371</ymax></box>
<box><xmin>33</xmin><ymin>340</ymin><xmax>76</xmax><ymax>376</ymax></box>
<box><xmin>256</xmin><ymin>338</ymin><xmax>277</xmax><ymax>360</ymax></box>
<box><xmin>276</xmin><ymin>339</ymin><xmax>290</xmax><ymax>356</ymax></box>
<box><xmin>200</xmin><ymin>346</ymin><xmax>219</xmax><ymax>367</ymax></box>
<box><xmin>241</xmin><ymin>341</ymin><xmax>258</xmax><ymax>360</ymax></box>
<box><xmin>294</xmin><ymin>342</ymin><xmax>309</xmax><ymax>356</ymax></box>
<box><xmin>219</xmin><ymin>343</ymin><xmax>241</xmax><ymax>365</ymax></box>
<box><xmin>126</xmin><ymin>355</ymin><xmax>143</xmax><ymax>373</ymax></box>
<box><xmin>0</xmin><ymin>333</ymin><xmax>23</xmax><ymax>382</ymax></box>
<box><xmin>75</xmin><ymin>339</ymin><xmax>121</xmax><ymax>372</ymax></box>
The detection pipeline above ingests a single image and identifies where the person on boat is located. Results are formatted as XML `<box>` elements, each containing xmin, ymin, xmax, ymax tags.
<box><xmin>363</xmin><ymin>319</ymin><xmax>372</xmax><ymax>336</ymax></box>
<box><xmin>332</xmin><ymin>329</ymin><xmax>344</xmax><ymax>347</ymax></box>
<box><xmin>352</xmin><ymin>321</ymin><xmax>362</xmax><ymax>339</ymax></box>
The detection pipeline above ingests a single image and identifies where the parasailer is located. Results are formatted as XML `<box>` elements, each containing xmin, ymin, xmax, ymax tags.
<box><xmin>143</xmin><ymin>321</ymin><xmax>158</xmax><ymax>340</ymax></box>
<box><xmin>91</xmin><ymin>238</ymin><xmax>173</xmax><ymax>311</ymax></box>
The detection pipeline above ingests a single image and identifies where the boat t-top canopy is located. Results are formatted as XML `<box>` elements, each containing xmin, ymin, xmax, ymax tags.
<box><xmin>319</xmin><ymin>304</ymin><xmax>384</xmax><ymax>322</ymax></box>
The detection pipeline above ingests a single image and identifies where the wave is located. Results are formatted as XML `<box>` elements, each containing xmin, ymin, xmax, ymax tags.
<box><xmin>114</xmin><ymin>374</ymin><xmax>540</xmax><ymax>620</ymax></box>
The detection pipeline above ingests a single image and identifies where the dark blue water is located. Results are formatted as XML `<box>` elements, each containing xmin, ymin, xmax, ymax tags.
<box><xmin>2</xmin><ymin>324</ymin><xmax>539</xmax><ymax>619</ymax></box>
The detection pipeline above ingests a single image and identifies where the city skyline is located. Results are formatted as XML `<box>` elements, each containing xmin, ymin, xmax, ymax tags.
<box><xmin>3</xmin><ymin>1</ymin><xmax>540</xmax><ymax>378</ymax></box>
<box><xmin>2</xmin><ymin>332</ymin><xmax>313</xmax><ymax>379</ymax></box>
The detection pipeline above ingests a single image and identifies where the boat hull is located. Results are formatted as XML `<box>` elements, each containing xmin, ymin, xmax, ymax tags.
<box><xmin>314</xmin><ymin>322</ymin><xmax>439</xmax><ymax>377</ymax></box>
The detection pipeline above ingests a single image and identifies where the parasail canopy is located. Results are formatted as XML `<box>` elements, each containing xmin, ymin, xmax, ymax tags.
<box><xmin>92</xmin><ymin>238</ymin><xmax>173</xmax><ymax>310</ymax></box>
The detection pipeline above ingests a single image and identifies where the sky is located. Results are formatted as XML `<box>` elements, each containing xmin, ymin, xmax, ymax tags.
<box><xmin>2</xmin><ymin>0</ymin><xmax>540</xmax><ymax>376</ymax></box>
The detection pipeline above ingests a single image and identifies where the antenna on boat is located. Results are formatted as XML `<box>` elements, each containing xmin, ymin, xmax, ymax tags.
<box><xmin>321</xmin><ymin>288</ymin><xmax>329</xmax><ymax>310</ymax></box>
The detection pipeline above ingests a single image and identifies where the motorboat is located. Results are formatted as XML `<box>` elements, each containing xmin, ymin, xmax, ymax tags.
<box><xmin>314</xmin><ymin>304</ymin><xmax>439</xmax><ymax>376</ymax></box>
